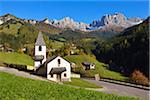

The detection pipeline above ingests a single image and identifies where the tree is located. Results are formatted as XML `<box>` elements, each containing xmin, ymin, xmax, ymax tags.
<box><xmin>130</xmin><ymin>70</ymin><xmax>149</xmax><ymax>86</ymax></box>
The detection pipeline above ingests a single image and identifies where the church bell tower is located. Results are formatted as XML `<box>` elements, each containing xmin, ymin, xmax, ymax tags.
<box><xmin>34</xmin><ymin>32</ymin><xmax>46</xmax><ymax>69</ymax></box>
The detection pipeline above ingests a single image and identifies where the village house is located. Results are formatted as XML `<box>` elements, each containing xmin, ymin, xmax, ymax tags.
<box><xmin>0</xmin><ymin>44</ymin><xmax>14</xmax><ymax>52</ymax></box>
<box><xmin>34</xmin><ymin>32</ymin><xmax>71</xmax><ymax>82</ymax></box>
<box><xmin>82</xmin><ymin>62</ymin><xmax>95</xmax><ymax>70</ymax></box>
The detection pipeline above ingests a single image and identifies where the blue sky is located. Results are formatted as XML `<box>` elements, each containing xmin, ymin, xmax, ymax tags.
<box><xmin>0</xmin><ymin>0</ymin><xmax>149</xmax><ymax>23</ymax></box>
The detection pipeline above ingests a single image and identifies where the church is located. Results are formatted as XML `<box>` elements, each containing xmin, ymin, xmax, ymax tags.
<box><xmin>34</xmin><ymin>32</ymin><xmax>71</xmax><ymax>82</ymax></box>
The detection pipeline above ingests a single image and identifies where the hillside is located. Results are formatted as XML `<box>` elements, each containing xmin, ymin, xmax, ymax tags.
<box><xmin>0</xmin><ymin>52</ymin><xmax>34</xmax><ymax>66</ymax></box>
<box><xmin>65</xmin><ymin>55</ymin><xmax>127</xmax><ymax>81</ymax></box>
<box><xmin>93</xmin><ymin>17</ymin><xmax>149</xmax><ymax>77</ymax></box>
<box><xmin>0</xmin><ymin>72</ymin><xmax>138</xmax><ymax>100</ymax></box>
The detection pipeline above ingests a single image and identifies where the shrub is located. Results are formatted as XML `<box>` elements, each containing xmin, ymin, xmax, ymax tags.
<box><xmin>130</xmin><ymin>70</ymin><xmax>149</xmax><ymax>86</ymax></box>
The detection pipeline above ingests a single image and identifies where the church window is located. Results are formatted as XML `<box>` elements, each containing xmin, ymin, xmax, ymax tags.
<box><xmin>64</xmin><ymin>73</ymin><xmax>67</xmax><ymax>77</ymax></box>
<box><xmin>39</xmin><ymin>46</ymin><xmax>42</xmax><ymax>51</ymax></box>
<box><xmin>58</xmin><ymin>59</ymin><xmax>61</xmax><ymax>64</ymax></box>
<box><xmin>51</xmin><ymin>74</ymin><xmax>53</xmax><ymax>78</ymax></box>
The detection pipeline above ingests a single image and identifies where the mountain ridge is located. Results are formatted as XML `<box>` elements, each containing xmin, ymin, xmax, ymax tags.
<box><xmin>0</xmin><ymin>13</ymin><xmax>143</xmax><ymax>32</ymax></box>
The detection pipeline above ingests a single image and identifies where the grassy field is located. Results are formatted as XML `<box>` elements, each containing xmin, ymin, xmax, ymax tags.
<box><xmin>64</xmin><ymin>78</ymin><xmax>101</xmax><ymax>88</ymax></box>
<box><xmin>0</xmin><ymin>52</ymin><xmax>34</xmax><ymax>66</ymax></box>
<box><xmin>50</xmin><ymin>40</ymin><xmax>64</xmax><ymax>49</ymax></box>
<box><xmin>65</xmin><ymin>55</ymin><xmax>127</xmax><ymax>81</ymax></box>
<box><xmin>0</xmin><ymin>23</ymin><xmax>22</xmax><ymax>35</ymax></box>
<box><xmin>0</xmin><ymin>72</ymin><xmax>138</xmax><ymax>100</ymax></box>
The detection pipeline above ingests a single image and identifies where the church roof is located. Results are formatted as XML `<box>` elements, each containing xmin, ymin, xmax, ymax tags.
<box><xmin>35</xmin><ymin>32</ymin><xmax>46</xmax><ymax>46</ymax></box>
<box><xmin>45</xmin><ymin>56</ymin><xmax>57</xmax><ymax>64</ymax></box>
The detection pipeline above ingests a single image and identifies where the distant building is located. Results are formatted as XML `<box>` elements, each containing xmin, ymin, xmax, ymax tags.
<box><xmin>0</xmin><ymin>44</ymin><xmax>14</xmax><ymax>52</ymax></box>
<box><xmin>82</xmin><ymin>62</ymin><xmax>95</xmax><ymax>70</ymax></box>
<box><xmin>34</xmin><ymin>32</ymin><xmax>71</xmax><ymax>82</ymax></box>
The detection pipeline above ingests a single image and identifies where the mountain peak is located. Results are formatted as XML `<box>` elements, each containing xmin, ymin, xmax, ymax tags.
<box><xmin>90</xmin><ymin>13</ymin><xmax>143</xmax><ymax>30</ymax></box>
<box><xmin>43</xmin><ymin>18</ymin><xmax>50</xmax><ymax>24</ymax></box>
<box><xmin>42</xmin><ymin>16</ymin><xmax>89</xmax><ymax>31</ymax></box>
<box><xmin>3</xmin><ymin>13</ymin><xmax>14</xmax><ymax>17</ymax></box>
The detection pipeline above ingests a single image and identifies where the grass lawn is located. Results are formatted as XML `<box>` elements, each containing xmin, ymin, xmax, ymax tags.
<box><xmin>64</xmin><ymin>78</ymin><xmax>101</xmax><ymax>88</ymax></box>
<box><xmin>65</xmin><ymin>55</ymin><xmax>128</xmax><ymax>81</ymax></box>
<box><xmin>0</xmin><ymin>52</ymin><xmax>34</xmax><ymax>66</ymax></box>
<box><xmin>0</xmin><ymin>72</ymin><xmax>138</xmax><ymax>100</ymax></box>
<box><xmin>0</xmin><ymin>23</ymin><xmax>22</xmax><ymax>35</ymax></box>
<box><xmin>50</xmin><ymin>40</ymin><xmax>64</xmax><ymax>49</ymax></box>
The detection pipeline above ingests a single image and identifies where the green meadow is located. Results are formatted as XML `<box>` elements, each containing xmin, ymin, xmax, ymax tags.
<box><xmin>0</xmin><ymin>52</ymin><xmax>34</xmax><ymax>66</ymax></box>
<box><xmin>0</xmin><ymin>72</ymin><xmax>138</xmax><ymax>100</ymax></box>
<box><xmin>65</xmin><ymin>55</ymin><xmax>127</xmax><ymax>81</ymax></box>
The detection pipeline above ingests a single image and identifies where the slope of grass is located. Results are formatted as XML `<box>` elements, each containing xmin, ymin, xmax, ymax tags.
<box><xmin>0</xmin><ymin>72</ymin><xmax>138</xmax><ymax>100</ymax></box>
<box><xmin>0</xmin><ymin>52</ymin><xmax>34</xmax><ymax>66</ymax></box>
<box><xmin>0</xmin><ymin>23</ymin><xmax>21</xmax><ymax>35</ymax></box>
<box><xmin>50</xmin><ymin>40</ymin><xmax>64</xmax><ymax>49</ymax></box>
<box><xmin>64</xmin><ymin>78</ymin><xmax>101</xmax><ymax>88</ymax></box>
<box><xmin>65</xmin><ymin>55</ymin><xmax>127</xmax><ymax>81</ymax></box>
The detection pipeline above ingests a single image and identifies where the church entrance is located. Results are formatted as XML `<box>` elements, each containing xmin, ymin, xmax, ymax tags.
<box><xmin>56</xmin><ymin>74</ymin><xmax>61</xmax><ymax>82</ymax></box>
<box><xmin>49</xmin><ymin>67</ymin><xmax>66</xmax><ymax>82</ymax></box>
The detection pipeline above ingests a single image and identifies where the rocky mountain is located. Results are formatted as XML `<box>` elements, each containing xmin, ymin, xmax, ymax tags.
<box><xmin>0</xmin><ymin>14</ymin><xmax>37</xmax><ymax>25</ymax></box>
<box><xmin>0</xmin><ymin>13</ymin><xmax>143</xmax><ymax>32</ymax></box>
<box><xmin>42</xmin><ymin>17</ymin><xmax>89</xmax><ymax>31</ymax></box>
<box><xmin>90</xmin><ymin>13</ymin><xmax>143</xmax><ymax>30</ymax></box>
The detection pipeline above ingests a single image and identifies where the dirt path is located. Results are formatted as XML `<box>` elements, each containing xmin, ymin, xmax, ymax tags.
<box><xmin>83</xmin><ymin>78</ymin><xmax>150</xmax><ymax>100</ymax></box>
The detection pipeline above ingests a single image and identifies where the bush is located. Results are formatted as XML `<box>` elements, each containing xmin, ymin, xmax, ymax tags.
<box><xmin>130</xmin><ymin>70</ymin><xmax>149</xmax><ymax>86</ymax></box>
<box><xmin>72</xmin><ymin>66</ymin><xmax>85</xmax><ymax>76</ymax></box>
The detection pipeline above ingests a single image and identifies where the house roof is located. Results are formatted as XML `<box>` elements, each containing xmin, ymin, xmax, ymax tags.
<box><xmin>49</xmin><ymin>67</ymin><xmax>66</xmax><ymax>75</ymax></box>
<box><xmin>35</xmin><ymin>32</ymin><xmax>46</xmax><ymax>46</ymax></box>
<box><xmin>45</xmin><ymin>56</ymin><xmax>57</xmax><ymax>65</ymax></box>
<box><xmin>82</xmin><ymin>62</ymin><xmax>95</xmax><ymax>66</ymax></box>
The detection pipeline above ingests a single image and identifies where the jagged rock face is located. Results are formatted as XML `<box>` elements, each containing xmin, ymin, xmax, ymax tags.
<box><xmin>42</xmin><ymin>17</ymin><xmax>89</xmax><ymax>31</ymax></box>
<box><xmin>0</xmin><ymin>20</ymin><xmax>3</xmax><ymax>25</ymax></box>
<box><xmin>127</xmin><ymin>18</ymin><xmax>143</xmax><ymax>24</ymax></box>
<box><xmin>101</xmin><ymin>13</ymin><xmax>127</xmax><ymax>26</ymax></box>
<box><xmin>24</xmin><ymin>19</ymin><xmax>37</xmax><ymax>25</ymax></box>
<box><xmin>128</xmin><ymin>17</ymin><xmax>143</xmax><ymax>22</ymax></box>
<box><xmin>43</xmin><ymin>18</ymin><xmax>49</xmax><ymax>24</ymax></box>
<box><xmin>90</xmin><ymin>13</ymin><xmax>143</xmax><ymax>29</ymax></box>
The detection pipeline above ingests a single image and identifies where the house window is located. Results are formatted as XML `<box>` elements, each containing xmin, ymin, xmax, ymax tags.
<box><xmin>51</xmin><ymin>74</ymin><xmax>53</xmax><ymax>78</ymax></box>
<box><xmin>58</xmin><ymin>59</ymin><xmax>61</xmax><ymax>64</ymax></box>
<box><xmin>64</xmin><ymin>73</ymin><xmax>67</xmax><ymax>77</ymax></box>
<box><xmin>39</xmin><ymin>46</ymin><xmax>42</xmax><ymax>51</ymax></box>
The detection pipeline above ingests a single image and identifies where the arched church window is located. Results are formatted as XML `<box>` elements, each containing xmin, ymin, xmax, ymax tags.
<box><xmin>39</xmin><ymin>46</ymin><xmax>42</xmax><ymax>51</ymax></box>
<box><xmin>58</xmin><ymin>59</ymin><xmax>61</xmax><ymax>64</ymax></box>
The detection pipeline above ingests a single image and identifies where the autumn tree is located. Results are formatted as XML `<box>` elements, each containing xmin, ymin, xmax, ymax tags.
<box><xmin>130</xmin><ymin>70</ymin><xmax>149</xmax><ymax>86</ymax></box>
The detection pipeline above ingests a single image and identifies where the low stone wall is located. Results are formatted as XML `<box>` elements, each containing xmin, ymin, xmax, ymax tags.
<box><xmin>71</xmin><ymin>73</ymin><xmax>81</xmax><ymax>78</ymax></box>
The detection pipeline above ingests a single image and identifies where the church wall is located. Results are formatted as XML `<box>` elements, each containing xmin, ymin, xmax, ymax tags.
<box><xmin>47</xmin><ymin>56</ymin><xmax>71</xmax><ymax>82</ymax></box>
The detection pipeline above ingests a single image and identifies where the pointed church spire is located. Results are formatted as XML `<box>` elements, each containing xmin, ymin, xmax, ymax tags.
<box><xmin>35</xmin><ymin>32</ymin><xmax>46</xmax><ymax>46</ymax></box>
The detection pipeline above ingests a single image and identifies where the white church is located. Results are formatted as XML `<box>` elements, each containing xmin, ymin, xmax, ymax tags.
<box><xmin>34</xmin><ymin>32</ymin><xmax>71</xmax><ymax>82</ymax></box>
